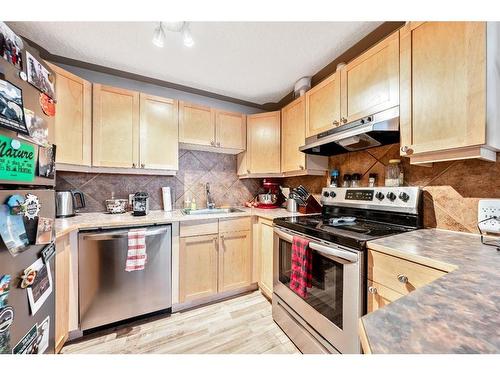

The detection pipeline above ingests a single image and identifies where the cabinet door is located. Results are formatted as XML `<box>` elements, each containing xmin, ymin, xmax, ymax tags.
<box><xmin>55</xmin><ymin>235</ymin><xmax>70</xmax><ymax>353</ymax></box>
<box><xmin>247</xmin><ymin>111</ymin><xmax>281</xmax><ymax>174</ymax></box>
<box><xmin>218</xmin><ymin>230</ymin><xmax>252</xmax><ymax>293</ymax></box>
<box><xmin>400</xmin><ymin>22</ymin><xmax>486</xmax><ymax>156</ymax></box>
<box><xmin>305</xmin><ymin>71</ymin><xmax>341</xmax><ymax>137</ymax></box>
<box><xmin>259</xmin><ymin>219</ymin><xmax>274</xmax><ymax>299</ymax></box>
<box><xmin>179</xmin><ymin>234</ymin><xmax>219</xmax><ymax>303</ymax></box>
<box><xmin>139</xmin><ymin>94</ymin><xmax>179</xmax><ymax>170</ymax></box>
<box><xmin>341</xmin><ymin>31</ymin><xmax>399</xmax><ymax>123</ymax></box>
<box><xmin>92</xmin><ymin>84</ymin><xmax>140</xmax><ymax>168</ymax></box>
<box><xmin>281</xmin><ymin>97</ymin><xmax>306</xmax><ymax>173</ymax></box>
<box><xmin>49</xmin><ymin>63</ymin><xmax>91</xmax><ymax>166</ymax></box>
<box><xmin>216</xmin><ymin>110</ymin><xmax>246</xmax><ymax>150</ymax></box>
<box><xmin>367</xmin><ymin>280</ymin><xmax>403</xmax><ymax>313</ymax></box>
<box><xmin>179</xmin><ymin>101</ymin><xmax>216</xmax><ymax>146</ymax></box>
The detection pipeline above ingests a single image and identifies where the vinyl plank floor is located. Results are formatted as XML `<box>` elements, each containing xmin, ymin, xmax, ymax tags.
<box><xmin>61</xmin><ymin>291</ymin><xmax>300</xmax><ymax>354</ymax></box>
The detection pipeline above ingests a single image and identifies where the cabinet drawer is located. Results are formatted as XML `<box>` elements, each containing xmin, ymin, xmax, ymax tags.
<box><xmin>367</xmin><ymin>280</ymin><xmax>404</xmax><ymax>313</ymax></box>
<box><xmin>180</xmin><ymin>219</ymin><xmax>218</xmax><ymax>237</ymax></box>
<box><xmin>219</xmin><ymin>217</ymin><xmax>251</xmax><ymax>233</ymax></box>
<box><xmin>368</xmin><ymin>249</ymin><xmax>446</xmax><ymax>295</ymax></box>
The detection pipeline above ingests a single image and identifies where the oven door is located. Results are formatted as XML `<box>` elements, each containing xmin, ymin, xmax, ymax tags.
<box><xmin>273</xmin><ymin>226</ymin><xmax>363</xmax><ymax>354</ymax></box>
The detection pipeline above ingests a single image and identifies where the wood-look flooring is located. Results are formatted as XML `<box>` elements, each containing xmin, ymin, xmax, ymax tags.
<box><xmin>61</xmin><ymin>291</ymin><xmax>300</xmax><ymax>354</ymax></box>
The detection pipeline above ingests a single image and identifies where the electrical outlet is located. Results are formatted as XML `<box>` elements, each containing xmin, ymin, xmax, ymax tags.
<box><xmin>478</xmin><ymin>199</ymin><xmax>500</xmax><ymax>234</ymax></box>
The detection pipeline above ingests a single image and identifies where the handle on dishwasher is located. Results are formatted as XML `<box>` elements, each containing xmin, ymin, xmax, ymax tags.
<box><xmin>274</xmin><ymin>227</ymin><xmax>358</xmax><ymax>264</ymax></box>
<box><xmin>81</xmin><ymin>226</ymin><xmax>169</xmax><ymax>241</ymax></box>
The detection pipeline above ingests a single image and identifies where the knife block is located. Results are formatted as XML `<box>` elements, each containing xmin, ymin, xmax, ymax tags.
<box><xmin>298</xmin><ymin>195</ymin><xmax>322</xmax><ymax>214</ymax></box>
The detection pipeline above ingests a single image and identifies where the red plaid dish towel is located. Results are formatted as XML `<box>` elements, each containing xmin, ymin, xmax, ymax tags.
<box><xmin>289</xmin><ymin>236</ymin><xmax>312</xmax><ymax>298</ymax></box>
<box><xmin>125</xmin><ymin>228</ymin><xmax>147</xmax><ymax>272</ymax></box>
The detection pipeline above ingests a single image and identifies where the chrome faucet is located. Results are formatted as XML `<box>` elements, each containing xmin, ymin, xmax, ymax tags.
<box><xmin>206</xmin><ymin>182</ymin><xmax>216</xmax><ymax>209</ymax></box>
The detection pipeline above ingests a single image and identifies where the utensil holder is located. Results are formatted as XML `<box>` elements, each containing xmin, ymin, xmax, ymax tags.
<box><xmin>298</xmin><ymin>195</ymin><xmax>322</xmax><ymax>214</ymax></box>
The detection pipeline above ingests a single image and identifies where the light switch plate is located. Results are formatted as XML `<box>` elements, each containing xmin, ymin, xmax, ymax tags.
<box><xmin>478</xmin><ymin>199</ymin><xmax>500</xmax><ymax>234</ymax></box>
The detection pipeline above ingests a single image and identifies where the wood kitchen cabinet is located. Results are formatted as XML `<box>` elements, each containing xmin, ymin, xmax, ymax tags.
<box><xmin>48</xmin><ymin>63</ymin><xmax>92</xmax><ymax>167</ymax></box>
<box><xmin>139</xmin><ymin>93</ymin><xmax>179</xmax><ymax>170</ymax></box>
<box><xmin>399</xmin><ymin>22</ymin><xmax>500</xmax><ymax>164</ymax></box>
<box><xmin>258</xmin><ymin>218</ymin><xmax>274</xmax><ymax>299</ymax></box>
<box><xmin>305</xmin><ymin>70</ymin><xmax>341</xmax><ymax>137</ymax></box>
<box><xmin>179</xmin><ymin>218</ymin><xmax>254</xmax><ymax>305</ymax></box>
<box><xmin>55</xmin><ymin>234</ymin><xmax>71</xmax><ymax>353</ymax></box>
<box><xmin>238</xmin><ymin>111</ymin><xmax>281</xmax><ymax>177</ymax></box>
<box><xmin>340</xmin><ymin>31</ymin><xmax>399</xmax><ymax>124</ymax></box>
<box><xmin>92</xmin><ymin>84</ymin><xmax>140</xmax><ymax>168</ymax></box>
<box><xmin>179</xmin><ymin>101</ymin><xmax>246</xmax><ymax>153</ymax></box>
<box><xmin>281</xmin><ymin>96</ymin><xmax>328</xmax><ymax>176</ymax></box>
<box><xmin>179</xmin><ymin>234</ymin><xmax>219</xmax><ymax>303</ymax></box>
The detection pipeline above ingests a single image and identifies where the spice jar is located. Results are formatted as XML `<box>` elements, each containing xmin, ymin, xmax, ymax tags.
<box><xmin>343</xmin><ymin>174</ymin><xmax>352</xmax><ymax>188</ymax></box>
<box><xmin>368</xmin><ymin>173</ymin><xmax>377</xmax><ymax>187</ymax></box>
<box><xmin>385</xmin><ymin>160</ymin><xmax>403</xmax><ymax>187</ymax></box>
<box><xmin>351</xmin><ymin>173</ymin><xmax>361</xmax><ymax>188</ymax></box>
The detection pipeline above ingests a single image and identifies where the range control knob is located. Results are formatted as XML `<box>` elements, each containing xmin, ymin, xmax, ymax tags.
<box><xmin>329</xmin><ymin>191</ymin><xmax>336</xmax><ymax>198</ymax></box>
<box><xmin>375</xmin><ymin>192</ymin><xmax>385</xmax><ymax>201</ymax></box>
<box><xmin>399</xmin><ymin>192</ymin><xmax>410</xmax><ymax>202</ymax></box>
<box><xmin>323</xmin><ymin>191</ymin><xmax>330</xmax><ymax>198</ymax></box>
<box><xmin>387</xmin><ymin>192</ymin><xmax>397</xmax><ymax>201</ymax></box>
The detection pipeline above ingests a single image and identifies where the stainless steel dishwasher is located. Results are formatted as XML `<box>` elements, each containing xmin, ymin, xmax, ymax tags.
<box><xmin>78</xmin><ymin>224</ymin><xmax>172</xmax><ymax>331</ymax></box>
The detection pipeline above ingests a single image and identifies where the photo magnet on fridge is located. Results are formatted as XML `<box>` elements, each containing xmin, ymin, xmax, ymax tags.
<box><xmin>0</xmin><ymin>274</ymin><xmax>12</xmax><ymax>308</ymax></box>
<box><xmin>0</xmin><ymin>78</ymin><xmax>28</xmax><ymax>134</ymax></box>
<box><xmin>40</xmin><ymin>242</ymin><xmax>56</xmax><ymax>264</ymax></box>
<box><xmin>0</xmin><ymin>306</ymin><xmax>14</xmax><ymax>354</ymax></box>
<box><xmin>36</xmin><ymin>316</ymin><xmax>50</xmax><ymax>354</ymax></box>
<box><xmin>0</xmin><ymin>22</ymin><xmax>24</xmax><ymax>70</ymax></box>
<box><xmin>19</xmin><ymin>108</ymin><xmax>49</xmax><ymax>147</ymax></box>
<box><xmin>0</xmin><ymin>134</ymin><xmax>36</xmax><ymax>183</ymax></box>
<box><xmin>12</xmin><ymin>323</ymin><xmax>37</xmax><ymax>354</ymax></box>
<box><xmin>26</xmin><ymin>257</ymin><xmax>53</xmax><ymax>315</ymax></box>
<box><xmin>36</xmin><ymin>217</ymin><xmax>54</xmax><ymax>245</ymax></box>
<box><xmin>26</xmin><ymin>51</ymin><xmax>55</xmax><ymax>99</ymax></box>
<box><xmin>0</xmin><ymin>204</ymin><xmax>29</xmax><ymax>256</ymax></box>
<box><xmin>37</xmin><ymin>144</ymin><xmax>56</xmax><ymax>178</ymax></box>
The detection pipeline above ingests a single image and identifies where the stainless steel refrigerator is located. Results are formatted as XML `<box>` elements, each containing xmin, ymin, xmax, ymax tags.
<box><xmin>0</xmin><ymin>23</ymin><xmax>56</xmax><ymax>354</ymax></box>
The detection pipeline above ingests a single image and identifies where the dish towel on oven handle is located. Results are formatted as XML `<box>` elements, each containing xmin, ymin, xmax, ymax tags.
<box><xmin>125</xmin><ymin>228</ymin><xmax>147</xmax><ymax>272</ymax></box>
<box><xmin>290</xmin><ymin>236</ymin><xmax>312</xmax><ymax>298</ymax></box>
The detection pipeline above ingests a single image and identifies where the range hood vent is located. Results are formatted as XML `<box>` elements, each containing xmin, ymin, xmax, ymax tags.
<box><xmin>299</xmin><ymin>107</ymin><xmax>400</xmax><ymax>156</ymax></box>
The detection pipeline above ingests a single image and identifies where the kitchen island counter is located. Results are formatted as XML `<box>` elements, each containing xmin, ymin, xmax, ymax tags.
<box><xmin>361</xmin><ymin>228</ymin><xmax>500</xmax><ymax>354</ymax></box>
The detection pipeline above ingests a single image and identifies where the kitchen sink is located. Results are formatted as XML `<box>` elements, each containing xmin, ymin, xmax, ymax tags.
<box><xmin>181</xmin><ymin>207</ymin><xmax>245</xmax><ymax>215</ymax></box>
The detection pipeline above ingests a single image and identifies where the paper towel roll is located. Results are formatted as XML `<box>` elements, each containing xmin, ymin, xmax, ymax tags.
<box><xmin>162</xmin><ymin>187</ymin><xmax>172</xmax><ymax>212</ymax></box>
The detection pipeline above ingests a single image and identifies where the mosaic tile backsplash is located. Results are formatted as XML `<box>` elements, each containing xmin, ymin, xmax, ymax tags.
<box><xmin>56</xmin><ymin>150</ymin><xmax>262</xmax><ymax>212</ymax></box>
<box><xmin>328</xmin><ymin>143</ymin><xmax>500</xmax><ymax>233</ymax></box>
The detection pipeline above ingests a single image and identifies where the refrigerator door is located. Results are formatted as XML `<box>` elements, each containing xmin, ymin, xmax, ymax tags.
<box><xmin>0</xmin><ymin>189</ymin><xmax>55</xmax><ymax>354</ymax></box>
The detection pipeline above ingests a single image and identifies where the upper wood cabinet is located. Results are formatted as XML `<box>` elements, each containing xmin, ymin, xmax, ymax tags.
<box><xmin>282</xmin><ymin>96</ymin><xmax>306</xmax><ymax>173</ymax></box>
<box><xmin>340</xmin><ymin>31</ymin><xmax>399</xmax><ymax>124</ymax></box>
<box><xmin>179</xmin><ymin>101</ymin><xmax>246</xmax><ymax>154</ymax></box>
<box><xmin>93</xmin><ymin>84</ymin><xmax>140</xmax><ymax>168</ymax></box>
<box><xmin>400</xmin><ymin>22</ymin><xmax>500</xmax><ymax>164</ymax></box>
<box><xmin>305</xmin><ymin>71</ymin><xmax>341</xmax><ymax>137</ymax></box>
<box><xmin>179</xmin><ymin>101</ymin><xmax>215</xmax><ymax>147</ymax></box>
<box><xmin>49</xmin><ymin>63</ymin><xmax>92</xmax><ymax>166</ymax></box>
<box><xmin>216</xmin><ymin>110</ymin><xmax>246</xmax><ymax>150</ymax></box>
<box><xmin>93</xmin><ymin>84</ymin><xmax>179</xmax><ymax>171</ymax></box>
<box><xmin>139</xmin><ymin>94</ymin><xmax>179</xmax><ymax>170</ymax></box>
<box><xmin>245</xmin><ymin>111</ymin><xmax>281</xmax><ymax>175</ymax></box>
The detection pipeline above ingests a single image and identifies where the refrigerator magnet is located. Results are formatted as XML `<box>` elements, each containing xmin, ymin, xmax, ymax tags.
<box><xmin>0</xmin><ymin>134</ymin><xmax>36</xmax><ymax>183</ymax></box>
<box><xmin>0</xmin><ymin>306</ymin><xmax>14</xmax><ymax>333</ymax></box>
<box><xmin>36</xmin><ymin>217</ymin><xmax>54</xmax><ymax>245</ymax></box>
<box><xmin>37</xmin><ymin>144</ymin><xmax>56</xmax><ymax>178</ymax></box>
<box><xmin>26</xmin><ymin>51</ymin><xmax>55</xmax><ymax>99</ymax></box>
<box><xmin>40</xmin><ymin>242</ymin><xmax>56</xmax><ymax>264</ymax></box>
<box><xmin>0</xmin><ymin>22</ymin><xmax>24</xmax><ymax>70</ymax></box>
<box><xmin>0</xmin><ymin>204</ymin><xmax>29</xmax><ymax>256</ymax></box>
<box><xmin>25</xmin><ymin>258</ymin><xmax>53</xmax><ymax>315</ymax></box>
<box><xmin>11</xmin><ymin>323</ymin><xmax>37</xmax><ymax>354</ymax></box>
<box><xmin>19</xmin><ymin>71</ymin><xmax>27</xmax><ymax>81</ymax></box>
<box><xmin>19</xmin><ymin>267</ymin><xmax>37</xmax><ymax>289</ymax></box>
<box><xmin>0</xmin><ymin>274</ymin><xmax>12</xmax><ymax>308</ymax></box>
<box><xmin>23</xmin><ymin>193</ymin><xmax>40</xmax><ymax>220</ymax></box>
<box><xmin>35</xmin><ymin>316</ymin><xmax>50</xmax><ymax>354</ymax></box>
<box><xmin>6</xmin><ymin>194</ymin><xmax>25</xmax><ymax>215</ymax></box>
<box><xmin>39</xmin><ymin>93</ymin><xmax>55</xmax><ymax>117</ymax></box>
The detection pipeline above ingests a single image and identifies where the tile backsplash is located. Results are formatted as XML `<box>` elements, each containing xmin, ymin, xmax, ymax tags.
<box><xmin>56</xmin><ymin>150</ymin><xmax>262</xmax><ymax>212</ymax></box>
<box><xmin>329</xmin><ymin>143</ymin><xmax>500</xmax><ymax>233</ymax></box>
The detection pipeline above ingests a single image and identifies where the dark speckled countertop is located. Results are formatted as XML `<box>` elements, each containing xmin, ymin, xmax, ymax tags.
<box><xmin>362</xmin><ymin>228</ymin><xmax>500</xmax><ymax>354</ymax></box>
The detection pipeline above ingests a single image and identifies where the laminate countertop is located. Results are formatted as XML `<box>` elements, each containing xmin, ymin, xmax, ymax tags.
<box><xmin>362</xmin><ymin>228</ymin><xmax>500</xmax><ymax>354</ymax></box>
<box><xmin>55</xmin><ymin>207</ymin><xmax>304</xmax><ymax>239</ymax></box>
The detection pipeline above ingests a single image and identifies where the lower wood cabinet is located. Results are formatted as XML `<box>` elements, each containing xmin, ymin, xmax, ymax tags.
<box><xmin>258</xmin><ymin>218</ymin><xmax>274</xmax><ymax>299</ymax></box>
<box><xmin>179</xmin><ymin>234</ymin><xmax>219</xmax><ymax>303</ymax></box>
<box><xmin>179</xmin><ymin>218</ymin><xmax>253</xmax><ymax>305</ymax></box>
<box><xmin>366</xmin><ymin>249</ymin><xmax>447</xmax><ymax>313</ymax></box>
<box><xmin>55</xmin><ymin>235</ymin><xmax>71</xmax><ymax>353</ymax></box>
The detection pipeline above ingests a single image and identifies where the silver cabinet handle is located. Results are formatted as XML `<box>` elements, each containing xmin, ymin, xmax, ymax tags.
<box><xmin>397</xmin><ymin>274</ymin><xmax>408</xmax><ymax>284</ymax></box>
<box><xmin>81</xmin><ymin>226</ymin><xmax>169</xmax><ymax>241</ymax></box>
<box><xmin>368</xmin><ymin>286</ymin><xmax>378</xmax><ymax>294</ymax></box>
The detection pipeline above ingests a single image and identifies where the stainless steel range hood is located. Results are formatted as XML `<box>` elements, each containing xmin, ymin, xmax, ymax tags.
<box><xmin>300</xmin><ymin>107</ymin><xmax>400</xmax><ymax>156</ymax></box>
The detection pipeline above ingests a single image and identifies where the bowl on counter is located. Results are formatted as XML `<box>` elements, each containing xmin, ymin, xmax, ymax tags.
<box><xmin>105</xmin><ymin>199</ymin><xmax>129</xmax><ymax>214</ymax></box>
<box><xmin>257</xmin><ymin>193</ymin><xmax>278</xmax><ymax>205</ymax></box>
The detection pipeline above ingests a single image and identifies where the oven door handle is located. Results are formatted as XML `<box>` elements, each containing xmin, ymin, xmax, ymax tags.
<box><xmin>274</xmin><ymin>227</ymin><xmax>358</xmax><ymax>264</ymax></box>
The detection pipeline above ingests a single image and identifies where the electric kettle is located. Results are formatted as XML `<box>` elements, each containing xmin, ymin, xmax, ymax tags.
<box><xmin>55</xmin><ymin>190</ymin><xmax>86</xmax><ymax>218</ymax></box>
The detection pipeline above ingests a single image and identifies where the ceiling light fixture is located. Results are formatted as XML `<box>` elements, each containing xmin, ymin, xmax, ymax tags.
<box><xmin>152</xmin><ymin>21</ymin><xmax>195</xmax><ymax>48</ymax></box>
<box><xmin>152</xmin><ymin>22</ymin><xmax>166</xmax><ymax>48</ymax></box>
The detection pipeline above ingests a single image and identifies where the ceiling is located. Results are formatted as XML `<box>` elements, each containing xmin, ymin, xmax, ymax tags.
<box><xmin>10</xmin><ymin>22</ymin><xmax>382</xmax><ymax>105</ymax></box>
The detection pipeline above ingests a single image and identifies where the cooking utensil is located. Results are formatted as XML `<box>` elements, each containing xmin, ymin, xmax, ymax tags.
<box><xmin>286</xmin><ymin>198</ymin><xmax>298</xmax><ymax>212</ymax></box>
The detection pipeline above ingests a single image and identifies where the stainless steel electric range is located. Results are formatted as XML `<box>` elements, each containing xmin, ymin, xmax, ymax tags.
<box><xmin>272</xmin><ymin>187</ymin><xmax>422</xmax><ymax>354</ymax></box>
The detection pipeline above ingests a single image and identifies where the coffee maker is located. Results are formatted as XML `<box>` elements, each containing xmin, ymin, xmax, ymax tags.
<box><xmin>132</xmin><ymin>192</ymin><xmax>150</xmax><ymax>216</ymax></box>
